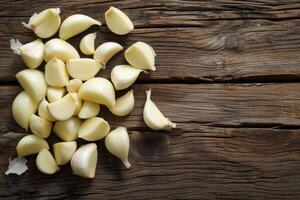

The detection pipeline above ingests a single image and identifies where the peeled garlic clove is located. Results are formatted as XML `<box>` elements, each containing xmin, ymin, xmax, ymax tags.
<box><xmin>143</xmin><ymin>89</ymin><xmax>176</xmax><ymax>130</ymax></box>
<box><xmin>10</xmin><ymin>39</ymin><xmax>44</xmax><ymax>69</ymax></box>
<box><xmin>12</xmin><ymin>91</ymin><xmax>38</xmax><ymax>130</ymax></box>
<box><xmin>29</xmin><ymin>114</ymin><xmax>52</xmax><ymax>138</ymax></box>
<box><xmin>80</xmin><ymin>32</ymin><xmax>97</xmax><ymax>55</ymax></box>
<box><xmin>45</xmin><ymin>58</ymin><xmax>69</xmax><ymax>87</ymax></box>
<box><xmin>108</xmin><ymin>90</ymin><xmax>134</xmax><ymax>116</ymax></box>
<box><xmin>66</xmin><ymin>58</ymin><xmax>102</xmax><ymax>81</ymax></box>
<box><xmin>44</xmin><ymin>38</ymin><xmax>80</xmax><ymax>62</ymax></box>
<box><xmin>70</xmin><ymin>93</ymin><xmax>82</xmax><ymax>115</ymax></box>
<box><xmin>16</xmin><ymin>135</ymin><xmax>49</xmax><ymax>157</ymax></box>
<box><xmin>125</xmin><ymin>42</ymin><xmax>156</xmax><ymax>71</ymax></box>
<box><xmin>78</xmin><ymin>101</ymin><xmax>100</xmax><ymax>119</ymax></box>
<box><xmin>66</xmin><ymin>79</ymin><xmax>83</xmax><ymax>93</ymax></box>
<box><xmin>53</xmin><ymin>141</ymin><xmax>77</xmax><ymax>165</ymax></box>
<box><xmin>53</xmin><ymin>117</ymin><xmax>81</xmax><ymax>141</ymax></box>
<box><xmin>48</xmin><ymin>93</ymin><xmax>76</xmax><ymax>121</ymax></box>
<box><xmin>38</xmin><ymin>98</ymin><xmax>55</xmax><ymax>121</ymax></box>
<box><xmin>78</xmin><ymin>117</ymin><xmax>110</xmax><ymax>141</ymax></box>
<box><xmin>47</xmin><ymin>87</ymin><xmax>66</xmax><ymax>103</ymax></box>
<box><xmin>78</xmin><ymin>77</ymin><xmax>115</xmax><ymax>107</ymax></box>
<box><xmin>22</xmin><ymin>8</ymin><xmax>61</xmax><ymax>38</ymax></box>
<box><xmin>105</xmin><ymin>7</ymin><xmax>134</xmax><ymax>35</ymax></box>
<box><xmin>93</xmin><ymin>42</ymin><xmax>123</xmax><ymax>67</ymax></box>
<box><xmin>36</xmin><ymin>149</ymin><xmax>60</xmax><ymax>174</ymax></box>
<box><xmin>16</xmin><ymin>69</ymin><xmax>47</xmax><ymax>102</ymax></box>
<box><xmin>105</xmin><ymin>127</ymin><xmax>131</xmax><ymax>168</ymax></box>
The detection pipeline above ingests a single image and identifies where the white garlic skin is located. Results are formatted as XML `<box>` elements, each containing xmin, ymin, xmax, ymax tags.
<box><xmin>36</xmin><ymin>149</ymin><xmax>60</xmax><ymax>174</ymax></box>
<box><xmin>105</xmin><ymin>7</ymin><xmax>134</xmax><ymax>35</ymax></box>
<box><xmin>45</xmin><ymin>57</ymin><xmax>69</xmax><ymax>87</ymax></box>
<box><xmin>53</xmin><ymin>141</ymin><xmax>77</xmax><ymax>165</ymax></box>
<box><xmin>66</xmin><ymin>58</ymin><xmax>102</xmax><ymax>81</ymax></box>
<box><xmin>108</xmin><ymin>90</ymin><xmax>134</xmax><ymax>116</ymax></box>
<box><xmin>16</xmin><ymin>135</ymin><xmax>49</xmax><ymax>157</ymax></box>
<box><xmin>93</xmin><ymin>42</ymin><xmax>123</xmax><ymax>67</ymax></box>
<box><xmin>29</xmin><ymin>114</ymin><xmax>52</xmax><ymax>138</ymax></box>
<box><xmin>78</xmin><ymin>101</ymin><xmax>100</xmax><ymax>119</ymax></box>
<box><xmin>80</xmin><ymin>32</ymin><xmax>97</xmax><ymax>55</ymax></box>
<box><xmin>53</xmin><ymin>117</ymin><xmax>81</xmax><ymax>142</ymax></box>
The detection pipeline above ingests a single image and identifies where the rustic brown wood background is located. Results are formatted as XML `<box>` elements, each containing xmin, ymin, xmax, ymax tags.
<box><xmin>1</xmin><ymin>0</ymin><xmax>300</xmax><ymax>199</ymax></box>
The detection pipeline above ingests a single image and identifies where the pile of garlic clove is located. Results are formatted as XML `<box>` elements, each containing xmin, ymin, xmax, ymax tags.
<box><xmin>7</xmin><ymin>7</ymin><xmax>176</xmax><ymax>178</ymax></box>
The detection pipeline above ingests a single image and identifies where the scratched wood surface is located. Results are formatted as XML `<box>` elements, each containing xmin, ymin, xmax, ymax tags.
<box><xmin>1</xmin><ymin>0</ymin><xmax>300</xmax><ymax>199</ymax></box>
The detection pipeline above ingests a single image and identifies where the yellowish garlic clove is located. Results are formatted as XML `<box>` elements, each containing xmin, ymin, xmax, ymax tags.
<box><xmin>93</xmin><ymin>42</ymin><xmax>123</xmax><ymax>67</ymax></box>
<box><xmin>78</xmin><ymin>101</ymin><xmax>100</xmax><ymax>119</ymax></box>
<box><xmin>80</xmin><ymin>32</ymin><xmax>97</xmax><ymax>55</ymax></box>
<box><xmin>105</xmin><ymin>127</ymin><xmax>131</xmax><ymax>168</ymax></box>
<box><xmin>38</xmin><ymin>98</ymin><xmax>55</xmax><ymax>122</ymax></box>
<box><xmin>78</xmin><ymin>117</ymin><xmax>110</xmax><ymax>141</ymax></box>
<box><xmin>108</xmin><ymin>90</ymin><xmax>134</xmax><ymax>116</ymax></box>
<box><xmin>53</xmin><ymin>117</ymin><xmax>81</xmax><ymax>141</ymax></box>
<box><xmin>66</xmin><ymin>58</ymin><xmax>102</xmax><ymax>81</ymax></box>
<box><xmin>69</xmin><ymin>93</ymin><xmax>82</xmax><ymax>115</ymax></box>
<box><xmin>45</xmin><ymin>58</ymin><xmax>69</xmax><ymax>87</ymax></box>
<box><xmin>66</xmin><ymin>79</ymin><xmax>83</xmax><ymax>93</ymax></box>
<box><xmin>105</xmin><ymin>7</ymin><xmax>134</xmax><ymax>35</ymax></box>
<box><xmin>16</xmin><ymin>134</ymin><xmax>49</xmax><ymax>157</ymax></box>
<box><xmin>53</xmin><ymin>141</ymin><xmax>77</xmax><ymax>165</ymax></box>
<box><xmin>47</xmin><ymin>87</ymin><xmax>66</xmax><ymax>103</ymax></box>
<box><xmin>29</xmin><ymin>114</ymin><xmax>52</xmax><ymax>138</ymax></box>
<box><xmin>36</xmin><ymin>149</ymin><xmax>60</xmax><ymax>174</ymax></box>
<box><xmin>48</xmin><ymin>93</ymin><xmax>76</xmax><ymax>121</ymax></box>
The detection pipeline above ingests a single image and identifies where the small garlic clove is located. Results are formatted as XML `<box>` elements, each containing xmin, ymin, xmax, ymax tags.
<box><xmin>47</xmin><ymin>87</ymin><xmax>66</xmax><ymax>103</ymax></box>
<box><xmin>93</xmin><ymin>42</ymin><xmax>123</xmax><ymax>67</ymax></box>
<box><xmin>105</xmin><ymin>127</ymin><xmax>131</xmax><ymax>168</ymax></box>
<box><xmin>36</xmin><ymin>149</ymin><xmax>60</xmax><ymax>174</ymax></box>
<box><xmin>78</xmin><ymin>101</ymin><xmax>100</xmax><ymax>119</ymax></box>
<box><xmin>125</xmin><ymin>41</ymin><xmax>156</xmax><ymax>71</ymax></box>
<box><xmin>16</xmin><ymin>135</ymin><xmax>49</xmax><ymax>157</ymax></box>
<box><xmin>78</xmin><ymin>117</ymin><xmax>110</xmax><ymax>141</ymax></box>
<box><xmin>108</xmin><ymin>90</ymin><xmax>134</xmax><ymax>116</ymax></box>
<box><xmin>48</xmin><ymin>93</ymin><xmax>76</xmax><ymax>121</ymax></box>
<box><xmin>59</xmin><ymin>14</ymin><xmax>101</xmax><ymax>40</ymax></box>
<box><xmin>53</xmin><ymin>141</ymin><xmax>77</xmax><ymax>165</ymax></box>
<box><xmin>143</xmin><ymin>89</ymin><xmax>176</xmax><ymax>130</ymax></box>
<box><xmin>16</xmin><ymin>69</ymin><xmax>47</xmax><ymax>102</ymax></box>
<box><xmin>29</xmin><ymin>114</ymin><xmax>52</xmax><ymax>138</ymax></box>
<box><xmin>105</xmin><ymin>7</ymin><xmax>134</xmax><ymax>35</ymax></box>
<box><xmin>44</xmin><ymin>38</ymin><xmax>80</xmax><ymax>62</ymax></box>
<box><xmin>38</xmin><ymin>98</ymin><xmax>55</xmax><ymax>122</ymax></box>
<box><xmin>80</xmin><ymin>32</ymin><xmax>97</xmax><ymax>55</ymax></box>
<box><xmin>53</xmin><ymin>117</ymin><xmax>81</xmax><ymax>141</ymax></box>
<box><xmin>69</xmin><ymin>93</ymin><xmax>82</xmax><ymax>115</ymax></box>
<box><xmin>78</xmin><ymin>77</ymin><xmax>115</xmax><ymax>107</ymax></box>
<box><xmin>66</xmin><ymin>79</ymin><xmax>83</xmax><ymax>93</ymax></box>
<box><xmin>66</xmin><ymin>58</ymin><xmax>102</xmax><ymax>81</ymax></box>
<box><xmin>45</xmin><ymin>58</ymin><xmax>69</xmax><ymax>87</ymax></box>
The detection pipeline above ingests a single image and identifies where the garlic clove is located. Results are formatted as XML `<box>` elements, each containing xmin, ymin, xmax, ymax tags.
<box><xmin>47</xmin><ymin>87</ymin><xmax>66</xmax><ymax>103</ymax></box>
<box><xmin>105</xmin><ymin>127</ymin><xmax>131</xmax><ymax>168</ymax></box>
<box><xmin>80</xmin><ymin>32</ymin><xmax>97</xmax><ymax>55</ymax></box>
<box><xmin>78</xmin><ymin>117</ymin><xmax>110</xmax><ymax>141</ymax></box>
<box><xmin>143</xmin><ymin>89</ymin><xmax>176</xmax><ymax>130</ymax></box>
<box><xmin>16</xmin><ymin>134</ymin><xmax>49</xmax><ymax>157</ymax></box>
<box><xmin>53</xmin><ymin>141</ymin><xmax>77</xmax><ymax>165</ymax></box>
<box><xmin>66</xmin><ymin>79</ymin><xmax>83</xmax><ymax>93</ymax></box>
<box><xmin>59</xmin><ymin>14</ymin><xmax>101</xmax><ymax>40</ymax></box>
<box><xmin>125</xmin><ymin>42</ymin><xmax>156</xmax><ymax>71</ymax></box>
<box><xmin>93</xmin><ymin>42</ymin><xmax>123</xmax><ymax>67</ymax></box>
<box><xmin>53</xmin><ymin>117</ymin><xmax>81</xmax><ymax>141</ymax></box>
<box><xmin>22</xmin><ymin>8</ymin><xmax>61</xmax><ymax>38</ymax></box>
<box><xmin>111</xmin><ymin>65</ymin><xmax>145</xmax><ymax>90</ymax></box>
<box><xmin>16</xmin><ymin>69</ymin><xmax>47</xmax><ymax>102</ymax></box>
<box><xmin>108</xmin><ymin>90</ymin><xmax>134</xmax><ymax>116</ymax></box>
<box><xmin>105</xmin><ymin>7</ymin><xmax>134</xmax><ymax>35</ymax></box>
<box><xmin>12</xmin><ymin>91</ymin><xmax>39</xmax><ymax>130</ymax></box>
<box><xmin>48</xmin><ymin>93</ymin><xmax>76</xmax><ymax>121</ymax></box>
<box><xmin>44</xmin><ymin>38</ymin><xmax>80</xmax><ymax>62</ymax></box>
<box><xmin>69</xmin><ymin>93</ymin><xmax>82</xmax><ymax>115</ymax></box>
<box><xmin>36</xmin><ymin>149</ymin><xmax>60</xmax><ymax>174</ymax></box>
<box><xmin>78</xmin><ymin>77</ymin><xmax>115</xmax><ymax>107</ymax></box>
<box><xmin>78</xmin><ymin>101</ymin><xmax>100</xmax><ymax>119</ymax></box>
<box><xmin>10</xmin><ymin>39</ymin><xmax>44</xmax><ymax>69</ymax></box>
<box><xmin>45</xmin><ymin>58</ymin><xmax>69</xmax><ymax>87</ymax></box>
<box><xmin>29</xmin><ymin>114</ymin><xmax>52</xmax><ymax>138</ymax></box>
<box><xmin>66</xmin><ymin>58</ymin><xmax>102</xmax><ymax>81</ymax></box>
<box><xmin>38</xmin><ymin>98</ymin><xmax>55</xmax><ymax>121</ymax></box>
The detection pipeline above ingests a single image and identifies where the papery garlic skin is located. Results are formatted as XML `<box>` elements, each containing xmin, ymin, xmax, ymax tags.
<box><xmin>29</xmin><ymin>114</ymin><xmax>52</xmax><ymax>138</ymax></box>
<box><xmin>53</xmin><ymin>117</ymin><xmax>81</xmax><ymax>141</ymax></box>
<box><xmin>105</xmin><ymin>127</ymin><xmax>131</xmax><ymax>168</ymax></box>
<box><xmin>38</xmin><ymin>98</ymin><xmax>55</xmax><ymax>121</ymax></box>
<box><xmin>78</xmin><ymin>101</ymin><xmax>100</xmax><ymax>119</ymax></box>
<box><xmin>66</xmin><ymin>58</ymin><xmax>102</xmax><ymax>81</ymax></box>
<box><xmin>5</xmin><ymin>157</ymin><xmax>28</xmax><ymax>175</ymax></box>
<box><xmin>16</xmin><ymin>135</ymin><xmax>49</xmax><ymax>157</ymax></box>
<box><xmin>45</xmin><ymin>58</ymin><xmax>69</xmax><ymax>87</ymax></box>
<box><xmin>70</xmin><ymin>93</ymin><xmax>82</xmax><ymax>115</ymax></box>
<box><xmin>47</xmin><ymin>87</ymin><xmax>66</xmax><ymax>103</ymax></box>
<box><xmin>53</xmin><ymin>141</ymin><xmax>77</xmax><ymax>165</ymax></box>
<box><xmin>78</xmin><ymin>117</ymin><xmax>110</xmax><ymax>141</ymax></box>
<box><xmin>66</xmin><ymin>79</ymin><xmax>83</xmax><ymax>93</ymax></box>
<box><xmin>93</xmin><ymin>42</ymin><xmax>123</xmax><ymax>67</ymax></box>
<box><xmin>44</xmin><ymin>39</ymin><xmax>80</xmax><ymax>62</ymax></box>
<box><xmin>108</xmin><ymin>90</ymin><xmax>134</xmax><ymax>116</ymax></box>
<box><xmin>80</xmin><ymin>32</ymin><xmax>97</xmax><ymax>55</ymax></box>
<box><xmin>105</xmin><ymin>7</ymin><xmax>134</xmax><ymax>35</ymax></box>
<box><xmin>36</xmin><ymin>149</ymin><xmax>60</xmax><ymax>174</ymax></box>
<box><xmin>143</xmin><ymin>89</ymin><xmax>176</xmax><ymax>130</ymax></box>
<box><xmin>48</xmin><ymin>93</ymin><xmax>76</xmax><ymax>121</ymax></box>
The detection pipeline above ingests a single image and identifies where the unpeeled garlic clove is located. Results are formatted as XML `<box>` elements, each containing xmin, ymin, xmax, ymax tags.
<box><xmin>105</xmin><ymin>7</ymin><xmax>134</xmax><ymax>35</ymax></box>
<box><xmin>47</xmin><ymin>87</ymin><xmax>66</xmax><ymax>103</ymax></box>
<box><xmin>48</xmin><ymin>93</ymin><xmax>76</xmax><ymax>121</ymax></box>
<box><xmin>66</xmin><ymin>58</ymin><xmax>102</xmax><ymax>81</ymax></box>
<box><xmin>29</xmin><ymin>114</ymin><xmax>52</xmax><ymax>138</ymax></box>
<box><xmin>125</xmin><ymin>42</ymin><xmax>156</xmax><ymax>71</ymax></box>
<box><xmin>66</xmin><ymin>79</ymin><xmax>83</xmax><ymax>93</ymax></box>
<box><xmin>59</xmin><ymin>14</ymin><xmax>101</xmax><ymax>40</ymax></box>
<box><xmin>38</xmin><ymin>98</ymin><xmax>55</xmax><ymax>121</ymax></box>
<box><xmin>105</xmin><ymin>127</ymin><xmax>131</xmax><ymax>168</ymax></box>
<box><xmin>53</xmin><ymin>141</ymin><xmax>77</xmax><ymax>165</ymax></box>
<box><xmin>93</xmin><ymin>42</ymin><xmax>123</xmax><ymax>67</ymax></box>
<box><xmin>108</xmin><ymin>90</ymin><xmax>134</xmax><ymax>116</ymax></box>
<box><xmin>69</xmin><ymin>93</ymin><xmax>82</xmax><ymax>115</ymax></box>
<box><xmin>71</xmin><ymin>143</ymin><xmax>98</xmax><ymax>178</ymax></box>
<box><xmin>16</xmin><ymin>134</ymin><xmax>49</xmax><ymax>157</ymax></box>
<box><xmin>80</xmin><ymin>32</ymin><xmax>97</xmax><ymax>55</ymax></box>
<box><xmin>78</xmin><ymin>101</ymin><xmax>100</xmax><ymax>119</ymax></box>
<box><xmin>143</xmin><ymin>89</ymin><xmax>176</xmax><ymax>130</ymax></box>
<box><xmin>16</xmin><ymin>69</ymin><xmax>47</xmax><ymax>102</ymax></box>
<box><xmin>45</xmin><ymin>58</ymin><xmax>69</xmax><ymax>87</ymax></box>
<box><xmin>78</xmin><ymin>117</ymin><xmax>110</xmax><ymax>141</ymax></box>
<box><xmin>36</xmin><ymin>149</ymin><xmax>60</xmax><ymax>174</ymax></box>
<box><xmin>53</xmin><ymin>117</ymin><xmax>81</xmax><ymax>141</ymax></box>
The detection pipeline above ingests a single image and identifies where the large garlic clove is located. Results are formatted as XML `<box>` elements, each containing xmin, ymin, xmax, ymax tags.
<box><xmin>105</xmin><ymin>7</ymin><xmax>134</xmax><ymax>35</ymax></box>
<box><xmin>78</xmin><ymin>117</ymin><xmax>110</xmax><ymax>141</ymax></box>
<box><xmin>53</xmin><ymin>141</ymin><xmax>77</xmax><ymax>165</ymax></box>
<box><xmin>29</xmin><ymin>114</ymin><xmax>52</xmax><ymax>138</ymax></box>
<box><xmin>78</xmin><ymin>101</ymin><xmax>100</xmax><ymax>119</ymax></box>
<box><xmin>38</xmin><ymin>98</ymin><xmax>55</xmax><ymax>121</ymax></box>
<box><xmin>78</xmin><ymin>77</ymin><xmax>115</xmax><ymax>107</ymax></box>
<box><xmin>53</xmin><ymin>117</ymin><xmax>81</xmax><ymax>141</ymax></box>
<box><xmin>108</xmin><ymin>90</ymin><xmax>134</xmax><ymax>116</ymax></box>
<box><xmin>16</xmin><ymin>135</ymin><xmax>49</xmax><ymax>157</ymax></box>
<box><xmin>66</xmin><ymin>79</ymin><xmax>83</xmax><ymax>93</ymax></box>
<box><xmin>10</xmin><ymin>39</ymin><xmax>44</xmax><ymax>69</ymax></box>
<box><xmin>125</xmin><ymin>42</ymin><xmax>156</xmax><ymax>71</ymax></box>
<box><xmin>93</xmin><ymin>42</ymin><xmax>123</xmax><ymax>67</ymax></box>
<box><xmin>143</xmin><ymin>89</ymin><xmax>176</xmax><ymax>130</ymax></box>
<box><xmin>111</xmin><ymin>65</ymin><xmax>145</xmax><ymax>90</ymax></box>
<box><xmin>69</xmin><ymin>93</ymin><xmax>82</xmax><ymax>115</ymax></box>
<box><xmin>16</xmin><ymin>69</ymin><xmax>47</xmax><ymax>102</ymax></box>
<box><xmin>105</xmin><ymin>127</ymin><xmax>131</xmax><ymax>168</ymax></box>
<box><xmin>59</xmin><ymin>14</ymin><xmax>101</xmax><ymax>40</ymax></box>
<box><xmin>47</xmin><ymin>87</ymin><xmax>66</xmax><ymax>103</ymax></box>
<box><xmin>45</xmin><ymin>58</ymin><xmax>69</xmax><ymax>87</ymax></box>
<box><xmin>36</xmin><ymin>149</ymin><xmax>60</xmax><ymax>174</ymax></box>
<box><xmin>48</xmin><ymin>93</ymin><xmax>76</xmax><ymax>121</ymax></box>
<box><xmin>22</xmin><ymin>8</ymin><xmax>61</xmax><ymax>38</ymax></box>
<box><xmin>66</xmin><ymin>58</ymin><xmax>102</xmax><ymax>81</ymax></box>
<box><xmin>44</xmin><ymin>38</ymin><xmax>80</xmax><ymax>62</ymax></box>
<box><xmin>12</xmin><ymin>91</ymin><xmax>39</xmax><ymax>130</ymax></box>
<box><xmin>80</xmin><ymin>32</ymin><xmax>97</xmax><ymax>55</ymax></box>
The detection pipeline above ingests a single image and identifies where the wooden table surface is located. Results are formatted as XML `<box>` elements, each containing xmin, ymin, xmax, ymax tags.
<box><xmin>1</xmin><ymin>0</ymin><xmax>300</xmax><ymax>199</ymax></box>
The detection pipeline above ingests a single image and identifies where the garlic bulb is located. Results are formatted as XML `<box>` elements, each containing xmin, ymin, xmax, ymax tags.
<box><xmin>48</xmin><ymin>93</ymin><xmax>76</xmax><ymax>121</ymax></box>
<box><xmin>66</xmin><ymin>58</ymin><xmax>102</xmax><ymax>81</ymax></box>
<box><xmin>53</xmin><ymin>117</ymin><xmax>81</xmax><ymax>141</ymax></box>
<box><xmin>105</xmin><ymin>7</ymin><xmax>134</xmax><ymax>35</ymax></box>
<box><xmin>10</xmin><ymin>39</ymin><xmax>44</xmax><ymax>69</ymax></box>
<box><xmin>66</xmin><ymin>79</ymin><xmax>83</xmax><ymax>93</ymax></box>
<box><xmin>16</xmin><ymin>134</ymin><xmax>49</xmax><ymax>157</ymax></box>
<box><xmin>143</xmin><ymin>89</ymin><xmax>176</xmax><ymax>130</ymax></box>
<box><xmin>80</xmin><ymin>32</ymin><xmax>97</xmax><ymax>55</ymax></box>
<box><xmin>22</xmin><ymin>8</ymin><xmax>61</xmax><ymax>38</ymax></box>
<box><xmin>71</xmin><ymin>143</ymin><xmax>98</xmax><ymax>178</ymax></box>
<box><xmin>125</xmin><ymin>42</ymin><xmax>156</xmax><ymax>71</ymax></box>
<box><xmin>108</xmin><ymin>90</ymin><xmax>134</xmax><ymax>116</ymax></box>
<box><xmin>29</xmin><ymin>114</ymin><xmax>52</xmax><ymax>138</ymax></box>
<box><xmin>78</xmin><ymin>101</ymin><xmax>100</xmax><ymax>119</ymax></box>
<box><xmin>59</xmin><ymin>14</ymin><xmax>101</xmax><ymax>40</ymax></box>
<box><xmin>47</xmin><ymin>87</ymin><xmax>66</xmax><ymax>103</ymax></box>
<box><xmin>53</xmin><ymin>141</ymin><xmax>77</xmax><ymax>165</ymax></box>
<box><xmin>45</xmin><ymin>58</ymin><xmax>69</xmax><ymax>87</ymax></box>
<box><xmin>36</xmin><ymin>149</ymin><xmax>60</xmax><ymax>174</ymax></box>
<box><xmin>78</xmin><ymin>117</ymin><xmax>110</xmax><ymax>141</ymax></box>
<box><xmin>69</xmin><ymin>93</ymin><xmax>82</xmax><ymax>115</ymax></box>
<box><xmin>93</xmin><ymin>42</ymin><xmax>123</xmax><ymax>67</ymax></box>
<box><xmin>38</xmin><ymin>98</ymin><xmax>55</xmax><ymax>121</ymax></box>
<box><xmin>105</xmin><ymin>127</ymin><xmax>131</xmax><ymax>168</ymax></box>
